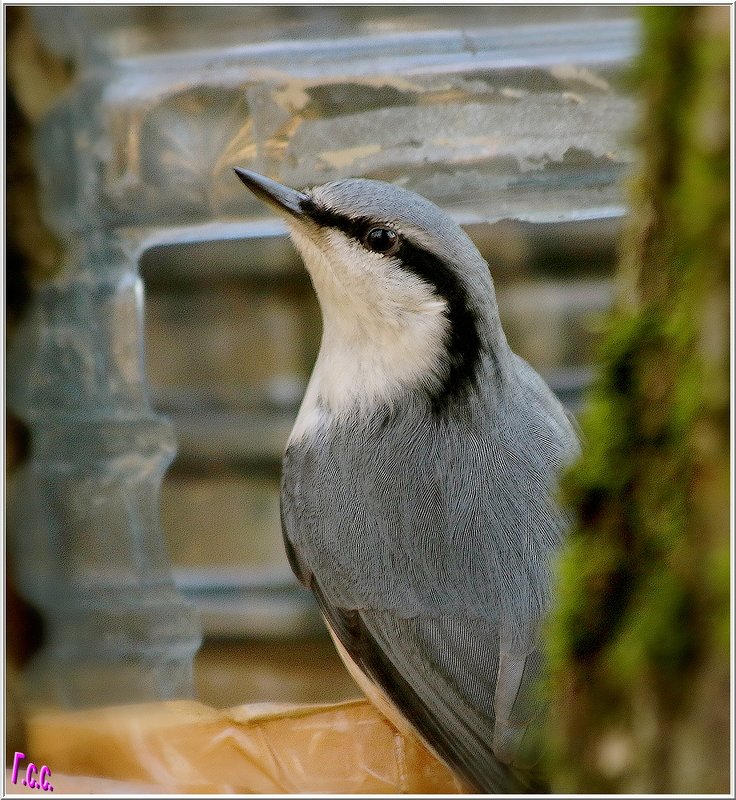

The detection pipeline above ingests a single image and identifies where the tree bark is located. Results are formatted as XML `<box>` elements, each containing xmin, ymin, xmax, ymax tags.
<box><xmin>544</xmin><ymin>7</ymin><xmax>730</xmax><ymax>794</ymax></box>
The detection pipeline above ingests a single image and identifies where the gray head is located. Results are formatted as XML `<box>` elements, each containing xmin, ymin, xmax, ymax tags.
<box><xmin>235</xmin><ymin>169</ymin><xmax>510</xmax><ymax>421</ymax></box>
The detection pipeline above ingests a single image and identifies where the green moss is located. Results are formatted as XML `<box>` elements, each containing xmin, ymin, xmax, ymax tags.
<box><xmin>543</xmin><ymin>7</ymin><xmax>730</xmax><ymax>792</ymax></box>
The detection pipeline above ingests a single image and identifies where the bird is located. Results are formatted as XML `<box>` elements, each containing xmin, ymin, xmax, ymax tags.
<box><xmin>234</xmin><ymin>167</ymin><xmax>581</xmax><ymax>793</ymax></box>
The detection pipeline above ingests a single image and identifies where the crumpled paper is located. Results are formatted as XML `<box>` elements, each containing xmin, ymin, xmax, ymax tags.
<box><xmin>26</xmin><ymin>698</ymin><xmax>466</xmax><ymax>794</ymax></box>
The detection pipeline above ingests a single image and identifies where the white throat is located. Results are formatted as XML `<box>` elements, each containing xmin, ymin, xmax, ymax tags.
<box><xmin>287</xmin><ymin>226</ymin><xmax>450</xmax><ymax>443</ymax></box>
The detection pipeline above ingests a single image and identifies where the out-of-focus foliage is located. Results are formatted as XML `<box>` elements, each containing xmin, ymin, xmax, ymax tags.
<box><xmin>544</xmin><ymin>6</ymin><xmax>730</xmax><ymax>794</ymax></box>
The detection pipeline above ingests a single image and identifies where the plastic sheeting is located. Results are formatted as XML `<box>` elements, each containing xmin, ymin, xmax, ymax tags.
<box><xmin>26</xmin><ymin>698</ymin><xmax>467</xmax><ymax>794</ymax></box>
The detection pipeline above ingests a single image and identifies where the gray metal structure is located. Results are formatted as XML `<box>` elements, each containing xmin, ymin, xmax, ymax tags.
<box><xmin>7</xmin><ymin>7</ymin><xmax>638</xmax><ymax>707</ymax></box>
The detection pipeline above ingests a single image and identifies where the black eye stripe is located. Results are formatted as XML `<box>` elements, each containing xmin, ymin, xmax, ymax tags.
<box><xmin>299</xmin><ymin>198</ymin><xmax>370</xmax><ymax>241</ymax></box>
<box><xmin>299</xmin><ymin>198</ymin><xmax>484</xmax><ymax>411</ymax></box>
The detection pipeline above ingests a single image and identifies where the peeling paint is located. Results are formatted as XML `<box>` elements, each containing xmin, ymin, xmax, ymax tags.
<box><xmin>317</xmin><ymin>143</ymin><xmax>382</xmax><ymax>169</ymax></box>
<box><xmin>562</xmin><ymin>92</ymin><xmax>586</xmax><ymax>105</ymax></box>
<box><xmin>501</xmin><ymin>87</ymin><xmax>528</xmax><ymax>100</ymax></box>
<box><xmin>550</xmin><ymin>64</ymin><xmax>611</xmax><ymax>92</ymax></box>
<box><xmin>267</xmin><ymin>73</ymin><xmax>428</xmax><ymax>115</ymax></box>
<box><xmin>271</xmin><ymin>83</ymin><xmax>311</xmax><ymax>113</ymax></box>
<box><xmin>431</xmin><ymin>136</ymin><xmax>500</xmax><ymax>152</ymax></box>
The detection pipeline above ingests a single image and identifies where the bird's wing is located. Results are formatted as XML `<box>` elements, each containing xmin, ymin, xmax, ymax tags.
<box><xmin>279</xmin><ymin>397</ymin><xmax>573</xmax><ymax>792</ymax></box>
<box><xmin>280</xmin><ymin>499</ymin><xmax>313</xmax><ymax>588</ymax></box>
<box><xmin>311</xmin><ymin>584</ymin><xmax>545</xmax><ymax>793</ymax></box>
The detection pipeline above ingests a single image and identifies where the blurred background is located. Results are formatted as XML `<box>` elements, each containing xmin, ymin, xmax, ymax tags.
<box><xmin>5</xmin><ymin>5</ymin><xmax>730</xmax><ymax>792</ymax></box>
<box><xmin>6</xmin><ymin>4</ymin><xmax>639</xmax><ymax>710</ymax></box>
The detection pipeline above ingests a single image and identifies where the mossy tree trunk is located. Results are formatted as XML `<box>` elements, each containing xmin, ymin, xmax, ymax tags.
<box><xmin>545</xmin><ymin>7</ymin><xmax>730</xmax><ymax>794</ymax></box>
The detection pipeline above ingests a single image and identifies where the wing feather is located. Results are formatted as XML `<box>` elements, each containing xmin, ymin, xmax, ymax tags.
<box><xmin>279</xmin><ymin>371</ymin><xmax>578</xmax><ymax>792</ymax></box>
<box><xmin>311</xmin><ymin>583</ymin><xmax>541</xmax><ymax>793</ymax></box>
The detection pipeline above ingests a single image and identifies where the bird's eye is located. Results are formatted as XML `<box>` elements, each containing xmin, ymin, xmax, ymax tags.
<box><xmin>362</xmin><ymin>226</ymin><xmax>400</xmax><ymax>255</ymax></box>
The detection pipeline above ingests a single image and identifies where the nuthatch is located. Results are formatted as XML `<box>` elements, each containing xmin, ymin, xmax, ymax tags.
<box><xmin>235</xmin><ymin>168</ymin><xmax>580</xmax><ymax>793</ymax></box>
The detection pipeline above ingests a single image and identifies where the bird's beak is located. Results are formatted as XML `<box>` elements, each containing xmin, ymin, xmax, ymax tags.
<box><xmin>234</xmin><ymin>168</ymin><xmax>309</xmax><ymax>220</ymax></box>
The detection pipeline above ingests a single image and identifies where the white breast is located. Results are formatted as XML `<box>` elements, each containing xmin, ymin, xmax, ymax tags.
<box><xmin>287</xmin><ymin>226</ymin><xmax>449</xmax><ymax>444</ymax></box>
